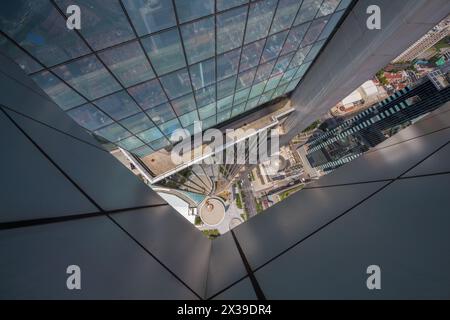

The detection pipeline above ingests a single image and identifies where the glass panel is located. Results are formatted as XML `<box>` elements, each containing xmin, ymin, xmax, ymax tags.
<box><xmin>217</xmin><ymin>0</ymin><xmax>248</xmax><ymax>11</ymax></box>
<box><xmin>255</xmin><ymin>60</ymin><xmax>276</xmax><ymax>82</ymax></box>
<box><xmin>127</xmin><ymin>79</ymin><xmax>167</xmax><ymax>110</ymax></box>
<box><xmin>174</xmin><ymin>0</ymin><xmax>214</xmax><ymax>23</ymax></box>
<box><xmin>117</xmin><ymin>136</ymin><xmax>145</xmax><ymax>151</ymax></box>
<box><xmin>0</xmin><ymin>34</ymin><xmax>42</xmax><ymax>74</ymax></box>
<box><xmin>120</xmin><ymin>112</ymin><xmax>154</xmax><ymax>134</ymax></box>
<box><xmin>270</xmin><ymin>0</ymin><xmax>303</xmax><ymax>34</ymax></box>
<box><xmin>158</xmin><ymin>118</ymin><xmax>182</xmax><ymax>136</ymax></box>
<box><xmin>171</xmin><ymin>93</ymin><xmax>196</xmax><ymax>115</ymax></box>
<box><xmin>98</xmin><ymin>41</ymin><xmax>154</xmax><ymax>88</ymax></box>
<box><xmin>217</xmin><ymin>110</ymin><xmax>232</xmax><ymax>123</ymax></box>
<box><xmin>122</xmin><ymin>0</ymin><xmax>177</xmax><ymax>36</ymax></box>
<box><xmin>131</xmin><ymin>145</ymin><xmax>154</xmax><ymax>157</ymax></box>
<box><xmin>261</xmin><ymin>30</ymin><xmax>289</xmax><ymax>63</ymax></box>
<box><xmin>217</xmin><ymin>95</ymin><xmax>233</xmax><ymax>112</ymax></box>
<box><xmin>202</xmin><ymin>115</ymin><xmax>216</xmax><ymax>129</ymax></box>
<box><xmin>217</xmin><ymin>48</ymin><xmax>241</xmax><ymax>81</ymax></box>
<box><xmin>337</xmin><ymin>0</ymin><xmax>352</xmax><ymax>10</ymax></box>
<box><xmin>244</xmin><ymin>0</ymin><xmax>278</xmax><ymax>44</ymax></box>
<box><xmin>55</xmin><ymin>0</ymin><xmax>134</xmax><ymax>50</ymax></box>
<box><xmin>293</xmin><ymin>62</ymin><xmax>312</xmax><ymax>79</ymax></box>
<box><xmin>0</xmin><ymin>1</ymin><xmax>90</xmax><ymax>66</ymax></box>
<box><xmin>279</xmin><ymin>67</ymin><xmax>297</xmax><ymax>84</ymax></box>
<box><xmin>304</xmin><ymin>39</ymin><xmax>325</xmax><ymax>62</ymax></box>
<box><xmin>280</xmin><ymin>22</ymin><xmax>310</xmax><ymax>55</ymax></box>
<box><xmin>246</xmin><ymin>96</ymin><xmax>260</xmax><ymax>110</ymax></box>
<box><xmin>67</xmin><ymin>103</ymin><xmax>113</xmax><ymax>131</ymax></box>
<box><xmin>195</xmin><ymin>84</ymin><xmax>216</xmax><ymax>107</ymax></box>
<box><xmin>137</xmin><ymin>127</ymin><xmax>164</xmax><ymax>143</ymax></box>
<box><xmin>94</xmin><ymin>123</ymin><xmax>132</xmax><ymax>142</ymax></box>
<box><xmin>317</xmin><ymin>0</ymin><xmax>341</xmax><ymax>17</ymax></box>
<box><xmin>272</xmin><ymin>53</ymin><xmax>294</xmax><ymax>75</ymax></box>
<box><xmin>249</xmin><ymin>81</ymin><xmax>266</xmax><ymax>99</ymax></box>
<box><xmin>301</xmin><ymin>16</ymin><xmax>328</xmax><ymax>47</ymax></box>
<box><xmin>217</xmin><ymin>6</ymin><xmax>247</xmax><ymax>54</ymax></box>
<box><xmin>181</xmin><ymin>17</ymin><xmax>215</xmax><ymax>65</ymax></box>
<box><xmin>217</xmin><ymin>76</ymin><xmax>236</xmax><ymax>99</ymax></box>
<box><xmin>31</xmin><ymin>71</ymin><xmax>85</xmax><ymax>110</ymax></box>
<box><xmin>236</xmin><ymin>68</ymin><xmax>256</xmax><ymax>90</ymax></box>
<box><xmin>239</xmin><ymin>39</ymin><xmax>265</xmax><ymax>72</ymax></box>
<box><xmin>289</xmin><ymin>45</ymin><xmax>311</xmax><ymax>68</ymax></box>
<box><xmin>294</xmin><ymin>0</ymin><xmax>322</xmax><ymax>25</ymax></box>
<box><xmin>94</xmin><ymin>91</ymin><xmax>140</xmax><ymax>120</ymax></box>
<box><xmin>318</xmin><ymin>10</ymin><xmax>345</xmax><ymax>41</ymax></box>
<box><xmin>231</xmin><ymin>102</ymin><xmax>246</xmax><ymax>117</ymax></box>
<box><xmin>52</xmin><ymin>55</ymin><xmax>121</xmax><ymax>100</ymax></box>
<box><xmin>142</xmin><ymin>28</ymin><xmax>186</xmax><ymax>76</ymax></box>
<box><xmin>259</xmin><ymin>90</ymin><xmax>274</xmax><ymax>104</ymax></box>
<box><xmin>149</xmin><ymin>137</ymin><xmax>170</xmax><ymax>150</ymax></box>
<box><xmin>160</xmin><ymin>68</ymin><xmax>192</xmax><ymax>99</ymax></box>
<box><xmin>273</xmin><ymin>83</ymin><xmax>289</xmax><ymax>97</ymax></box>
<box><xmin>199</xmin><ymin>103</ymin><xmax>216</xmax><ymax>120</ymax></box>
<box><xmin>190</xmin><ymin>58</ymin><xmax>215</xmax><ymax>90</ymax></box>
<box><xmin>234</xmin><ymin>88</ymin><xmax>250</xmax><ymax>105</ymax></box>
<box><xmin>286</xmin><ymin>77</ymin><xmax>301</xmax><ymax>91</ymax></box>
<box><xmin>146</xmin><ymin>102</ymin><xmax>176</xmax><ymax>124</ymax></box>
<box><xmin>179</xmin><ymin>110</ymin><xmax>199</xmax><ymax>127</ymax></box>
<box><xmin>264</xmin><ymin>74</ymin><xmax>283</xmax><ymax>91</ymax></box>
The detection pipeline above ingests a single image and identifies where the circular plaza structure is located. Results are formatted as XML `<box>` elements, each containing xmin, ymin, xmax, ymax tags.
<box><xmin>199</xmin><ymin>197</ymin><xmax>226</xmax><ymax>227</ymax></box>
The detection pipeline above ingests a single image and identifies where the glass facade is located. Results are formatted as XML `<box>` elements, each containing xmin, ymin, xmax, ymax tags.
<box><xmin>0</xmin><ymin>0</ymin><xmax>352</xmax><ymax>159</ymax></box>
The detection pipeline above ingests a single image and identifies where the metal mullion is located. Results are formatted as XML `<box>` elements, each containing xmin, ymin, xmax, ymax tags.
<box><xmin>118</xmin><ymin>0</ymin><xmax>180</xmax><ymax>146</ymax></box>
<box><xmin>170</xmin><ymin>0</ymin><xmax>203</xmax><ymax>129</ymax></box>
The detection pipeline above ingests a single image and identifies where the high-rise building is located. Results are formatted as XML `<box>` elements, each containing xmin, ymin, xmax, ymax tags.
<box><xmin>306</xmin><ymin>70</ymin><xmax>450</xmax><ymax>172</ymax></box>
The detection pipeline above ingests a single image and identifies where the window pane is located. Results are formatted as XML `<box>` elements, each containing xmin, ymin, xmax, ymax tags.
<box><xmin>217</xmin><ymin>0</ymin><xmax>248</xmax><ymax>11</ymax></box>
<box><xmin>195</xmin><ymin>85</ymin><xmax>216</xmax><ymax>107</ymax></box>
<box><xmin>244</xmin><ymin>0</ymin><xmax>277</xmax><ymax>44</ymax></box>
<box><xmin>94</xmin><ymin>91</ymin><xmax>141</xmax><ymax>120</ymax></box>
<box><xmin>0</xmin><ymin>1</ymin><xmax>90</xmax><ymax>66</ymax></box>
<box><xmin>280</xmin><ymin>22</ymin><xmax>310</xmax><ymax>55</ymax></box>
<box><xmin>146</xmin><ymin>102</ymin><xmax>176</xmax><ymax>124</ymax></box>
<box><xmin>171</xmin><ymin>93</ymin><xmax>196</xmax><ymax>116</ymax></box>
<box><xmin>236</xmin><ymin>68</ymin><xmax>256</xmax><ymax>90</ymax></box>
<box><xmin>202</xmin><ymin>115</ymin><xmax>216</xmax><ymax>129</ymax></box>
<box><xmin>52</xmin><ymin>55</ymin><xmax>121</xmax><ymax>100</ymax></box>
<box><xmin>255</xmin><ymin>60</ymin><xmax>276</xmax><ymax>82</ymax></box>
<box><xmin>142</xmin><ymin>28</ymin><xmax>186</xmax><ymax>76</ymax></box>
<box><xmin>190</xmin><ymin>58</ymin><xmax>215</xmax><ymax>90</ymax></box>
<box><xmin>174</xmin><ymin>0</ymin><xmax>214</xmax><ymax>23</ymax></box>
<box><xmin>301</xmin><ymin>16</ymin><xmax>328</xmax><ymax>47</ymax></box>
<box><xmin>264</xmin><ymin>74</ymin><xmax>283</xmax><ymax>92</ymax></box>
<box><xmin>232</xmin><ymin>102</ymin><xmax>246</xmax><ymax>117</ymax></box>
<box><xmin>120</xmin><ymin>112</ymin><xmax>154</xmax><ymax>134</ymax></box>
<box><xmin>179</xmin><ymin>110</ymin><xmax>199</xmax><ymax>127</ymax></box>
<box><xmin>217</xmin><ymin>48</ymin><xmax>241</xmax><ymax>81</ymax></box>
<box><xmin>158</xmin><ymin>118</ymin><xmax>182</xmax><ymax>136</ymax></box>
<box><xmin>31</xmin><ymin>71</ymin><xmax>85</xmax><ymax>110</ymax></box>
<box><xmin>117</xmin><ymin>136</ymin><xmax>145</xmax><ymax>151</ymax></box>
<box><xmin>55</xmin><ymin>0</ymin><xmax>135</xmax><ymax>50</ymax></box>
<box><xmin>160</xmin><ymin>68</ymin><xmax>192</xmax><ymax>99</ymax></box>
<box><xmin>261</xmin><ymin>30</ymin><xmax>289</xmax><ymax>63</ymax></box>
<box><xmin>246</xmin><ymin>96</ymin><xmax>260</xmax><ymax>110</ymax></box>
<box><xmin>181</xmin><ymin>17</ymin><xmax>215</xmax><ymax>65</ymax></box>
<box><xmin>131</xmin><ymin>145</ymin><xmax>154</xmax><ymax>157</ymax></box>
<box><xmin>199</xmin><ymin>103</ymin><xmax>216</xmax><ymax>120</ymax></box>
<box><xmin>122</xmin><ymin>0</ymin><xmax>177</xmax><ymax>36</ymax></box>
<box><xmin>318</xmin><ymin>10</ymin><xmax>345</xmax><ymax>41</ymax></box>
<box><xmin>94</xmin><ymin>123</ymin><xmax>132</xmax><ymax>142</ymax></box>
<box><xmin>127</xmin><ymin>79</ymin><xmax>168</xmax><ymax>110</ymax></box>
<box><xmin>217</xmin><ymin>95</ymin><xmax>234</xmax><ymax>112</ymax></box>
<box><xmin>148</xmin><ymin>137</ymin><xmax>170</xmax><ymax>150</ymax></box>
<box><xmin>239</xmin><ymin>39</ymin><xmax>265</xmax><ymax>72</ymax></box>
<box><xmin>304</xmin><ymin>39</ymin><xmax>325</xmax><ymax>62</ymax></box>
<box><xmin>294</xmin><ymin>0</ymin><xmax>322</xmax><ymax>25</ymax></box>
<box><xmin>270</xmin><ymin>0</ymin><xmax>303</xmax><ymax>34</ymax></box>
<box><xmin>98</xmin><ymin>41</ymin><xmax>155</xmax><ymax>87</ymax></box>
<box><xmin>217</xmin><ymin>76</ymin><xmax>236</xmax><ymax>99</ymax></box>
<box><xmin>0</xmin><ymin>34</ymin><xmax>42</xmax><ymax>74</ymax></box>
<box><xmin>249</xmin><ymin>81</ymin><xmax>266</xmax><ymax>99</ymax></box>
<box><xmin>217</xmin><ymin>6</ymin><xmax>247</xmax><ymax>54</ymax></box>
<box><xmin>272</xmin><ymin>53</ymin><xmax>294</xmax><ymax>75</ymax></box>
<box><xmin>217</xmin><ymin>110</ymin><xmax>232</xmax><ymax>123</ymax></box>
<box><xmin>67</xmin><ymin>103</ymin><xmax>113</xmax><ymax>131</ymax></box>
<box><xmin>317</xmin><ymin>0</ymin><xmax>341</xmax><ymax>17</ymax></box>
<box><xmin>289</xmin><ymin>45</ymin><xmax>311</xmax><ymax>68</ymax></box>
<box><xmin>137</xmin><ymin>127</ymin><xmax>164</xmax><ymax>143</ymax></box>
